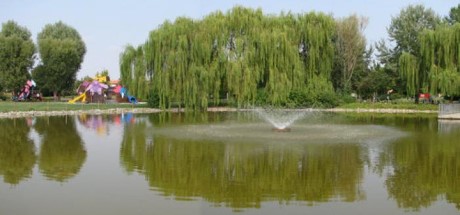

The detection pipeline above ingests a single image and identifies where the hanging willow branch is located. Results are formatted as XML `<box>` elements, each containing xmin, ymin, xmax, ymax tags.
<box><xmin>417</xmin><ymin>23</ymin><xmax>460</xmax><ymax>96</ymax></box>
<box><xmin>121</xmin><ymin>6</ymin><xmax>337</xmax><ymax>110</ymax></box>
<box><xmin>399</xmin><ymin>52</ymin><xmax>419</xmax><ymax>96</ymax></box>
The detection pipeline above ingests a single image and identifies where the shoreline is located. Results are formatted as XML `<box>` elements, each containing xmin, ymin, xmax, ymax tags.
<box><xmin>0</xmin><ymin>107</ymin><xmax>440</xmax><ymax>119</ymax></box>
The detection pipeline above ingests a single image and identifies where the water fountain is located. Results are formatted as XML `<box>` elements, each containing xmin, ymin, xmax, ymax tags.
<box><xmin>253</xmin><ymin>108</ymin><xmax>311</xmax><ymax>132</ymax></box>
<box><xmin>152</xmin><ymin>109</ymin><xmax>406</xmax><ymax>145</ymax></box>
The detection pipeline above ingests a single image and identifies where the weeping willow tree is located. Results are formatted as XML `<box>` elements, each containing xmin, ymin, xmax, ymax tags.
<box><xmin>400</xmin><ymin>23</ymin><xmax>460</xmax><ymax>98</ymax></box>
<box><xmin>121</xmin><ymin>6</ymin><xmax>336</xmax><ymax>110</ymax></box>
<box><xmin>119</xmin><ymin>44</ymin><xmax>149</xmax><ymax>99</ymax></box>
<box><xmin>399</xmin><ymin>52</ymin><xmax>420</xmax><ymax>96</ymax></box>
<box><xmin>422</xmin><ymin>24</ymin><xmax>460</xmax><ymax>97</ymax></box>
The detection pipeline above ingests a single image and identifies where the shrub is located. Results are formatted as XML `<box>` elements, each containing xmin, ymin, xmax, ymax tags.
<box><xmin>147</xmin><ymin>90</ymin><xmax>160</xmax><ymax>108</ymax></box>
<box><xmin>316</xmin><ymin>91</ymin><xmax>340</xmax><ymax>108</ymax></box>
<box><xmin>338</xmin><ymin>92</ymin><xmax>356</xmax><ymax>104</ymax></box>
<box><xmin>255</xmin><ymin>89</ymin><xmax>268</xmax><ymax>106</ymax></box>
<box><xmin>287</xmin><ymin>90</ymin><xmax>315</xmax><ymax>108</ymax></box>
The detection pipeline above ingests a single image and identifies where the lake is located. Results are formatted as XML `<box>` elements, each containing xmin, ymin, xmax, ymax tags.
<box><xmin>0</xmin><ymin>111</ymin><xmax>459</xmax><ymax>215</ymax></box>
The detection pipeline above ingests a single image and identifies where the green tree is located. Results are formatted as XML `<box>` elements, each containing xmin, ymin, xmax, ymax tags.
<box><xmin>120</xmin><ymin>44</ymin><xmax>148</xmax><ymax>99</ymax></box>
<box><xmin>445</xmin><ymin>4</ymin><xmax>460</xmax><ymax>25</ymax></box>
<box><xmin>390</xmin><ymin>5</ymin><xmax>444</xmax><ymax>99</ymax></box>
<box><xmin>388</xmin><ymin>4</ymin><xmax>440</xmax><ymax>57</ymax></box>
<box><xmin>35</xmin><ymin>21</ymin><xmax>86</xmax><ymax>100</ymax></box>
<box><xmin>334</xmin><ymin>14</ymin><xmax>368</xmax><ymax>92</ymax></box>
<box><xmin>357</xmin><ymin>66</ymin><xmax>394</xmax><ymax>100</ymax></box>
<box><xmin>400</xmin><ymin>24</ymin><xmax>460</xmax><ymax>99</ymax></box>
<box><xmin>96</xmin><ymin>69</ymin><xmax>110</xmax><ymax>78</ymax></box>
<box><xmin>125</xmin><ymin>6</ymin><xmax>336</xmax><ymax>110</ymax></box>
<box><xmin>420</xmin><ymin>24</ymin><xmax>460</xmax><ymax>97</ymax></box>
<box><xmin>0</xmin><ymin>20</ymin><xmax>35</xmax><ymax>95</ymax></box>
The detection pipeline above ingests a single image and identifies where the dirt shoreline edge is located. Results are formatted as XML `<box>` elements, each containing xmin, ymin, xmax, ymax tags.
<box><xmin>0</xmin><ymin>107</ymin><xmax>440</xmax><ymax>119</ymax></box>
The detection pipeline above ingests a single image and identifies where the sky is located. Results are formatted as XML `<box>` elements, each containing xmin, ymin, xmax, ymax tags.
<box><xmin>1</xmin><ymin>0</ymin><xmax>458</xmax><ymax>80</ymax></box>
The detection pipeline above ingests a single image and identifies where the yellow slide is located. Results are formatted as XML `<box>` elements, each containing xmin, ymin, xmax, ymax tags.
<box><xmin>68</xmin><ymin>92</ymin><xmax>87</xmax><ymax>104</ymax></box>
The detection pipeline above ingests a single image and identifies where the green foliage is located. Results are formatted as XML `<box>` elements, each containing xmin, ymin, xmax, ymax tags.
<box><xmin>0</xmin><ymin>102</ymin><xmax>149</xmax><ymax>112</ymax></box>
<box><xmin>316</xmin><ymin>90</ymin><xmax>340</xmax><ymax>108</ymax></box>
<box><xmin>334</xmin><ymin>15</ymin><xmax>368</xmax><ymax>92</ymax></box>
<box><xmin>96</xmin><ymin>69</ymin><xmax>109</xmax><ymax>77</ymax></box>
<box><xmin>339</xmin><ymin>102</ymin><xmax>438</xmax><ymax>111</ymax></box>
<box><xmin>399</xmin><ymin>52</ymin><xmax>420</xmax><ymax>96</ymax></box>
<box><xmin>398</xmin><ymin>23</ymin><xmax>460</xmax><ymax>98</ymax></box>
<box><xmin>34</xmin><ymin>21</ymin><xmax>86</xmax><ymax>100</ymax></box>
<box><xmin>357</xmin><ymin>67</ymin><xmax>395</xmax><ymax>99</ymax></box>
<box><xmin>0</xmin><ymin>20</ymin><xmax>35</xmax><ymax>93</ymax></box>
<box><xmin>119</xmin><ymin>45</ymin><xmax>149</xmax><ymax>100</ymax></box>
<box><xmin>287</xmin><ymin>90</ymin><xmax>314</xmax><ymax>108</ymax></box>
<box><xmin>147</xmin><ymin>90</ymin><xmax>160</xmax><ymax>108</ymax></box>
<box><xmin>445</xmin><ymin>4</ymin><xmax>460</xmax><ymax>25</ymax></box>
<box><xmin>123</xmin><ymin>7</ymin><xmax>337</xmax><ymax>110</ymax></box>
<box><xmin>421</xmin><ymin>24</ymin><xmax>460</xmax><ymax>96</ymax></box>
<box><xmin>388</xmin><ymin>4</ymin><xmax>440</xmax><ymax>57</ymax></box>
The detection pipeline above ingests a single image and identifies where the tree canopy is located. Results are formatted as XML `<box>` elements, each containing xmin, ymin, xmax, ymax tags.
<box><xmin>0</xmin><ymin>20</ymin><xmax>35</xmax><ymax>94</ymax></box>
<box><xmin>116</xmin><ymin>4</ymin><xmax>459</xmax><ymax>106</ymax></box>
<box><xmin>388</xmin><ymin>5</ymin><xmax>440</xmax><ymax>57</ymax></box>
<box><xmin>334</xmin><ymin>14</ymin><xmax>368</xmax><ymax>92</ymax></box>
<box><xmin>445</xmin><ymin>4</ymin><xmax>460</xmax><ymax>25</ymax></box>
<box><xmin>121</xmin><ymin>7</ymin><xmax>340</xmax><ymax>110</ymax></box>
<box><xmin>34</xmin><ymin>21</ymin><xmax>86</xmax><ymax>100</ymax></box>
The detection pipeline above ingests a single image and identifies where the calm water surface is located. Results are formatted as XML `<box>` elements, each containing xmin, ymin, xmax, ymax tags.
<box><xmin>0</xmin><ymin>112</ymin><xmax>459</xmax><ymax>215</ymax></box>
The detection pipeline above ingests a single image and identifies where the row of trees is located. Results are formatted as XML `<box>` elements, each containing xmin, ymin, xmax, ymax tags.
<box><xmin>120</xmin><ymin>4</ymin><xmax>460</xmax><ymax>109</ymax></box>
<box><xmin>0</xmin><ymin>20</ymin><xmax>85</xmax><ymax>100</ymax></box>
<box><xmin>387</xmin><ymin>5</ymin><xmax>460</xmax><ymax>101</ymax></box>
<box><xmin>121</xmin><ymin>7</ymin><xmax>368</xmax><ymax>109</ymax></box>
<box><xmin>1</xmin><ymin>4</ymin><xmax>459</xmax><ymax>106</ymax></box>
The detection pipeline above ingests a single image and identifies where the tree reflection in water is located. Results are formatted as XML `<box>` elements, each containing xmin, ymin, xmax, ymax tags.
<box><xmin>0</xmin><ymin>118</ymin><xmax>36</xmax><ymax>185</ymax></box>
<box><xmin>379</xmin><ymin>129</ymin><xmax>460</xmax><ymax>210</ymax></box>
<box><xmin>120</xmin><ymin>114</ymin><xmax>365</xmax><ymax>210</ymax></box>
<box><xmin>35</xmin><ymin>116</ymin><xmax>86</xmax><ymax>182</ymax></box>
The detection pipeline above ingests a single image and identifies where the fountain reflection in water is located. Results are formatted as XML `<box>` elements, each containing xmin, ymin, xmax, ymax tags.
<box><xmin>254</xmin><ymin>108</ymin><xmax>313</xmax><ymax>131</ymax></box>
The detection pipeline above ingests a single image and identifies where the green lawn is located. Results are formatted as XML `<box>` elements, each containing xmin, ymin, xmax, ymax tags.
<box><xmin>0</xmin><ymin>101</ymin><xmax>148</xmax><ymax>112</ymax></box>
<box><xmin>338</xmin><ymin>102</ymin><xmax>439</xmax><ymax>111</ymax></box>
<box><xmin>0</xmin><ymin>100</ymin><xmax>441</xmax><ymax>113</ymax></box>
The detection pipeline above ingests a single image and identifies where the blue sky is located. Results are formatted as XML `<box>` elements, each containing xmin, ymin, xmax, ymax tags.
<box><xmin>0</xmin><ymin>0</ymin><xmax>458</xmax><ymax>80</ymax></box>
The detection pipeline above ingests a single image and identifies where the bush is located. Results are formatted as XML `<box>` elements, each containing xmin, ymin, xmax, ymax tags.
<box><xmin>147</xmin><ymin>90</ymin><xmax>160</xmax><ymax>108</ymax></box>
<box><xmin>338</xmin><ymin>92</ymin><xmax>356</xmax><ymax>104</ymax></box>
<box><xmin>255</xmin><ymin>89</ymin><xmax>268</xmax><ymax>106</ymax></box>
<box><xmin>316</xmin><ymin>91</ymin><xmax>340</xmax><ymax>108</ymax></box>
<box><xmin>287</xmin><ymin>90</ymin><xmax>315</xmax><ymax>108</ymax></box>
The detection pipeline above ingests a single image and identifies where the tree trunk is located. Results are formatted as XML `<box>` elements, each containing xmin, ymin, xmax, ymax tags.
<box><xmin>53</xmin><ymin>91</ymin><xmax>60</xmax><ymax>101</ymax></box>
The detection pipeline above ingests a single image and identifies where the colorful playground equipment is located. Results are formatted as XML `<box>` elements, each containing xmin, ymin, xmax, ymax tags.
<box><xmin>68</xmin><ymin>74</ymin><xmax>137</xmax><ymax>104</ymax></box>
<box><xmin>68</xmin><ymin>79</ymin><xmax>109</xmax><ymax>104</ymax></box>
<box><xmin>113</xmin><ymin>85</ymin><xmax>137</xmax><ymax>104</ymax></box>
<box><xmin>13</xmin><ymin>80</ymin><xmax>42</xmax><ymax>101</ymax></box>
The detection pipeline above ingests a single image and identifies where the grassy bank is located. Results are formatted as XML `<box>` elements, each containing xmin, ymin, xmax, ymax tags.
<box><xmin>0</xmin><ymin>101</ymin><xmax>148</xmax><ymax>112</ymax></box>
<box><xmin>0</xmin><ymin>101</ymin><xmax>440</xmax><ymax>113</ymax></box>
<box><xmin>338</xmin><ymin>102</ymin><xmax>439</xmax><ymax>111</ymax></box>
